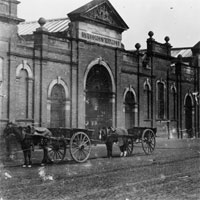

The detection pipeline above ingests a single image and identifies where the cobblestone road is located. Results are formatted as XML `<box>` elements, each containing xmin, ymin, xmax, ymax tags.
<box><xmin>0</xmin><ymin>138</ymin><xmax>200</xmax><ymax>200</ymax></box>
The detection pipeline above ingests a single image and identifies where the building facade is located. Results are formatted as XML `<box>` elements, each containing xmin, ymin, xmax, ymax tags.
<box><xmin>0</xmin><ymin>0</ymin><xmax>200</xmax><ymax>145</ymax></box>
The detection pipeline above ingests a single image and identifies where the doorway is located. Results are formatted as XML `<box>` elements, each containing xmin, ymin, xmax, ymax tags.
<box><xmin>85</xmin><ymin>65</ymin><xmax>113</xmax><ymax>133</ymax></box>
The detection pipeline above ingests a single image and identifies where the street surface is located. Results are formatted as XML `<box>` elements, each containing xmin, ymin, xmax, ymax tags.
<box><xmin>0</xmin><ymin>138</ymin><xmax>200</xmax><ymax>200</ymax></box>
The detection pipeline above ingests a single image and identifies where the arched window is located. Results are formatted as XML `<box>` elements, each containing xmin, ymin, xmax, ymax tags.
<box><xmin>144</xmin><ymin>82</ymin><xmax>151</xmax><ymax>119</ymax></box>
<box><xmin>124</xmin><ymin>89</ymin><xmax>137</xmax><ymax>129</ymax></box>
<box><xmin>157</xmin><ymin>81</ymin><xmax>165</xmax><ymax>120</ymax></box>
<box><xmin>171</xmin><ymin>86</ymin><xmax>177</xmax><ymax>120</ymax></box>
<box><xmin>50</xmin><ymin>84</ymin><xmax>66</xmax><ymax>128</ymax></box>
<box><xmin>0</xmin><ymin>57</ymin><xmax>3</xmax><ymax>97</ymax></box>
<box><xmin>16</xmin><ymin>61</ymin><xmax>33</xmax><ymax>121</ymax></box>
<box><xmin>17</xmin><ymin>69</ymin><xmax>28</xmax><ymax>119</ymax></box>
<box><xmin>125</xmin><ymin>91</ymin><xmax>136</xmax><ymax>129</ymax></box>
<box><xmin>184</xmin><ymin>94</ymin><xmax>193</xmax><ymax>138</ymax></box>
<box><xmin>47</xmin><ymin>77</ymin><xmax>70</xmax><ymax>128</ymax></box>
<box><xmin>0</xmin><ymin>57</ymin><xmax>3</xmax><ymax>82</ymax></box>
<box><xmin>0</xmin><ymin>57</ymin><xmax>3</xmax><ymax>120</ymax></box>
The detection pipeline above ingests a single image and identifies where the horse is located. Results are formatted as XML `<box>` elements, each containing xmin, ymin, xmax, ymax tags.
<box><xmin>3</xmin><ymin>122</ymin><xmax>52</xmax><ymax>167</ymax></box>
<box><xmin>99</xmin><ymin>127</ymin><xmax>129</xmax><ymax>158</ymax></box>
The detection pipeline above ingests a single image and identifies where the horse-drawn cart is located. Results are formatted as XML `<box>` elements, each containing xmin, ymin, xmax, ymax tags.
<box><xmin>126</xmin><ymin>127</ymin><xmax>157</xmax><ymax>155</ymax></box>
<box><xmin>3</xmin><ymin>123</ymin><xmax>94</xmax><ymax>166</ymax></box>
<box><xmin>35</xmin><ymin>126</ymin><xmax>156</xmax><ymax>163</ymax></box>
<box><xmin>98</xmin><ymin>126</ymin><xmax>157</xmax><ymax>158</ymax></box>
<box><xmin>4</xmin><ymin>122</ymin><xmax>156</xmax><ymax>167</ymax></box>
<box><xmin>47</xmin><ymin>128</ymin><xmax>94</xmax><ymax>163</ymax></box>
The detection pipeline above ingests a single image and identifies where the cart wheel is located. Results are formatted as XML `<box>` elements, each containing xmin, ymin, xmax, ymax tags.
<box><xmin>48</xmin><ymin>138</ymin><xmax>66</xmax><ymax>163</ymax></box>
<box><xmin>142</xmin><ymin>129</ymin><xmax>156</xmax><ymax>155</ymax></box>
<box><xmin>127</xmin><ymin>137</ymin><xmax>134</xmax><ymax>156</ymax></box>
<box><xmin>70</xmin><ymin>132</ymin><xmax>91</xmax><ymax>163</ymax></box>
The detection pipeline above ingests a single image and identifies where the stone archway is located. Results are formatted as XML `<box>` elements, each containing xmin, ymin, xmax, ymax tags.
<box><xmin>85</xmin><ymin>64</ymin><xmax>113</xmax><ymax>133</ymax></box>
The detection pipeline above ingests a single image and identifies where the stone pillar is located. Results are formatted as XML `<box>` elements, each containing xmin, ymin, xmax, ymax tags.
<box><xmin>33</xmin><ymin>18</ymin><xmax>49</xmax><ymax>126</ymax></box>
<box><xmin>146</xmin><ymin>31</ymin><xmax>155</xmax><ymax>128</ymax></box>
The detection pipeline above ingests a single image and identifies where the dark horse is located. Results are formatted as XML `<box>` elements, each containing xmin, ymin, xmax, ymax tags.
<box><xmin>99</xmin><ymin>127</ymin><xmax>129</xmax><ymax>158</ymax></box>
<box><xmin>3</xmin><ymin>122</ymin><xmax>52</xmax><ymax>167</ymax></box>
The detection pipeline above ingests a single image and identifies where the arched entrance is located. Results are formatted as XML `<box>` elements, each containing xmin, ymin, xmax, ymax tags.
<box><xmin>124</xmin><ymin>90</ymin><xmax>137</xmax><ymax>129</ymax></box>
<box><xmin>85</xmin><ymin>64</ymin><xmax>113</xmax><ymax>132</ymax></box>
<box><xmin>185</xmin><ymin>95</ymin><xmax>193</xmax><ymax>137</ymax></box>
<box><xmin>50</xmin><ymin>84</ymin><xmax>66</xmax><ymax>128</ymax></box>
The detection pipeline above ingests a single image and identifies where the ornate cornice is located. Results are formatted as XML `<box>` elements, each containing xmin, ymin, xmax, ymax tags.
<box><xmin>0</xmin><ymin>14</ymin><xmax>24</xmax><ymax>24</ymax></box>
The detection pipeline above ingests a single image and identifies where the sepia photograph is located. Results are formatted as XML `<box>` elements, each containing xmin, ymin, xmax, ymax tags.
<box><xmin>0</xmin><ymin>0</ymin><xmax>200</xmax><ymax>199</ymax></box>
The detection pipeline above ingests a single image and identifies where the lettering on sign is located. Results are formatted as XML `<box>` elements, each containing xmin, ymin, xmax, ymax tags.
<box><xmin>80</xmin><ymin>31</ymin><xmax>121</xmax><ymax>48</ymax></box>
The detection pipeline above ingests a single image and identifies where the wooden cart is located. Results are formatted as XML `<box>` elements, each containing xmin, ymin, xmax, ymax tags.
<box><xmin>46</xmin><ymin>128</ymin><xmax>94</xmax><ymax>163</ymax></box>
<box><xmin>126</xmin><ymin>127</ymin><xmax>157</xmax><ymax>155</ymax></box>
<box><xmin>46</xmin><ymin>126</ymin><xmax>156</xmax><ymax>163</ymax></box>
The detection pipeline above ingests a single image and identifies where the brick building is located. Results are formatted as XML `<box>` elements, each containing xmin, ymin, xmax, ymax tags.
<box><xmin>0</xmin><ymin>0</ymin><xmax>200</xmax><ymax>142</ymax></box>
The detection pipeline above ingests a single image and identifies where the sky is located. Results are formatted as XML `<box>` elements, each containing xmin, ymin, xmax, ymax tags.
<box><xmin>18</xmin><ymin>0</ymin><xmax>200</xmax><ymax>50</ymax></box>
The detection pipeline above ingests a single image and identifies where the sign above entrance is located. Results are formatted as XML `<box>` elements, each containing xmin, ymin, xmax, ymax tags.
<box><xmin>80</xmin><ymin>31</ymin><xmax>121</xmax><ymax>48</ymax></box>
